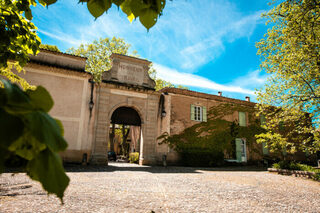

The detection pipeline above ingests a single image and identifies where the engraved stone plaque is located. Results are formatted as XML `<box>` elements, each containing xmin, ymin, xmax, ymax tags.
<box><xmin>102</xmin><ymin>53</ymin><xmax>156</xmax><ymax>89</ymax></box>
<box><xmin>118</xmin><ymin>62</ymin><xmax>144</xmax><ymax>85</ymax></box>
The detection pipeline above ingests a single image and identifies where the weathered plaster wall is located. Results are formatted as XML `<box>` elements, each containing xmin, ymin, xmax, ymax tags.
<box><xmin>21</xmin><ymin>63</ymin><xmax>94</xmax><ymax>163</ymax></box>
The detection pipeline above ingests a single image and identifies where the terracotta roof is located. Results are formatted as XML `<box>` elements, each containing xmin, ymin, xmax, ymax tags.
<box><xmin>160</xmin><ymin>87</ymin><xmax>256</xmax><ymax>106</ymax></box>
<box><xmin>27</xmin><ymin>61</ymin><xmax>92</xmax><ymax>77</ymax></box>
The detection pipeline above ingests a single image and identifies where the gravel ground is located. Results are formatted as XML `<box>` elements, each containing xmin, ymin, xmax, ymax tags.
<box><xmin>1</xmin><ymin>162</ymin><xmax>319</xmax><ymax>213</ymax></box>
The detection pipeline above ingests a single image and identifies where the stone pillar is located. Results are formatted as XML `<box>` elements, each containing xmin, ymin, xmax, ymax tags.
<box><xmin>91</xmin><ymin>86</ymin><xmax>109</xmax><ymax>165</ymax></box>
<box><xmin>139</xmin><ymin>95</ymin><xmax>158</xmax><ymax>165</ymax></box>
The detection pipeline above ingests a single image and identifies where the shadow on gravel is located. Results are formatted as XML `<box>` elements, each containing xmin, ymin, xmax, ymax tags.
<box><xmin>63</xmin><ymin>162</ymin><xmax>267</xmax><ymax>173</ymax></box>
<box><xmin>3</xmin><ymin>162</ymin><xmax>267</xmax><ymax>174</ymax></box>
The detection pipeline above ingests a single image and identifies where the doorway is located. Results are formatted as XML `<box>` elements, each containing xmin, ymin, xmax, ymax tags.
<box><xmin>109</xmin><ymin>107</ymin><xmax>142</xmax><ymax>163</ymax></box>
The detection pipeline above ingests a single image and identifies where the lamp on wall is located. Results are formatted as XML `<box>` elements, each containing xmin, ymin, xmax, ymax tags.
<box><xmin>89</xmin><ymin>100</ymin><xmax>94</xmax><ymax>111</ymax></box>
<box><xmin>161</xmin><ymin>110</ymin><xmax>166</xmax><ymax>117</ymax></box>
<box><xmin>89</xmin><ymin>79</ymin><xmax>95</xmax><ymax>118</ymax></box>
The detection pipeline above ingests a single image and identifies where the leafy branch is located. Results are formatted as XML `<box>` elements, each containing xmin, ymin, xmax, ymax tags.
<box><xmin>0</xmin><ymin>80</ymin><xmax>69</xmax><ymax>202</ymax></box>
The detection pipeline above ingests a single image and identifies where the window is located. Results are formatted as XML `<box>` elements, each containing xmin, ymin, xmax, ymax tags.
<box><xmin>239</xmin><ymin>112</ymin><xmax>246</xmax><ymax>127</ymax></box>
<box><xmin>194</xmin><ymin>106</ymin><xmax>202</xmax><ymax>121</ymax></box>
<box><xmin>190</xmin><ymin>104</ymin><xmax>207</xmax><ymax>122</ymax></box>
<box><xmin>225</xmin><ymin>138</ymin><xmax>247</xmax><ymax>162</ymax></box>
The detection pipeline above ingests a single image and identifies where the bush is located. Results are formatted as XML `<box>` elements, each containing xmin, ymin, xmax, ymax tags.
<box><xmin>129</xmin><ymin>152</ymin><xmax>139</xmax><ymax>164</ymax></box>
<box><xmin>272</xmin><ymin>161</ymin><xmax>320</xmax><ymax>181</ymax></box>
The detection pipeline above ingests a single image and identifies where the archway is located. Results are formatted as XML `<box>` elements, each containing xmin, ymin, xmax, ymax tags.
<box><xmin>109</xmin><ymin>107</ymin><xmax>142</xmax><ymax>162</ymax></box>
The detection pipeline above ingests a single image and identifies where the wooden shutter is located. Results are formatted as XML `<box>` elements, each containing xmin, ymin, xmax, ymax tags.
<box><xmin>202</xmin><ymin>107</ymin><xmax>207</xmax><ymax>122</ymax></box>
<box><xmin>235</xmin><ymin>138</ymin><xmax>242</xmax><ymax>162</ymax></box>
<box><xmin>239</xmin><ymin>112</ymin><xmax>246</xmax><ymax>127</ymax></box>
<box><xmin>190</xmin><ymin>104</ymin><xmax>195</xmax><ymax>120</ymax></box>
<box><xmin>262</xmin><ymin>142</ymin><xmax>269</xmax><ymax>155</ymax></box>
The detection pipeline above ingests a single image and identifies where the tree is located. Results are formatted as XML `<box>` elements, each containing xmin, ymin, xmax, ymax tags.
<box><xmin>68</xmin><ymin>36</ymin><xmax>187</xmax><ymax>90</ymax></box>
<box><xmin>0</xmin><ymin>0</ymin><xmax>42</xmax><ymax>89</ymax></box>
<box><xmin>67</xmin><ymin>37</ymin><xmax>136</xmax><ymax>82</ymax></box>
<box><xmin>40</xmin><ymin>44</ymin><xmax>61</xmax><ymax>52</ymax></box>
<box><xmin>255</xmin><ymin>0</ymin><xmax>320</xmax><ymax>155</ymax></box>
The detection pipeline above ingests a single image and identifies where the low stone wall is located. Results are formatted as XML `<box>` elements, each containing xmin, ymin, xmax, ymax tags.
<box><xmin>268</xmin><ymin>168</ymin><xmax>315</xmax><ymax>179</ymax></box>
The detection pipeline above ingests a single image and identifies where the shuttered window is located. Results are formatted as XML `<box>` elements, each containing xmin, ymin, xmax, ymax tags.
<box><xmin>239</xmin><ymin>112</ymin><xmax>246</xmax><ymax>127</ymax></box>
<box><xmin>190</xmin><ymin>105</ymin><xmax>207</xmax><ymax>122</ymax></box>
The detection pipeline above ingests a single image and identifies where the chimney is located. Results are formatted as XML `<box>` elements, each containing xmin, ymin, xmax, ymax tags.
<box><xmin>245</xmin><ymin>96</ymin><xmax>250</xmax><ymax>102</ymax></box>
<box><xmin>218</xmin><ymin>91</ymin><xmax>222</xmax><ymax>96</ymax></box>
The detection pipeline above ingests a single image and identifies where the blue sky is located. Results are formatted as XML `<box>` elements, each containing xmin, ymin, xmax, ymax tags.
<box><xmin>31</xmin><ymin>0</ymin><xmax>272</xmax><ymax>101</ymax></box>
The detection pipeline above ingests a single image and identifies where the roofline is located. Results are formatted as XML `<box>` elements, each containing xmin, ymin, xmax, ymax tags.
<box><xmin>160</xmin><ymin>88</ymin><xmax>256</xmax><ymax>106</ymax></box>
<box><xmin>27</xmin><ymin>60</ymin><xmax>92</xmax><ymax>76</ymax></box>
<box><xmin>111</xmin><ymin>53</ymin><xmax>151</xmax><ymax>65</ymax></box>
<box><xmin>39</xmin><ymin>48</ymin><xmax>87</xmax><ymax>60</ymax></box>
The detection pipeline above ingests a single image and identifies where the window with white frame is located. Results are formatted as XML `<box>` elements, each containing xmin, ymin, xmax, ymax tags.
<box><xmin>194</xmin><ymin>106</ymin><xmax>202</xmax><ymax>121</ymax></box>
<box><xmin>190</xmin><ymin>104</ymin><xmax>207</xmax><ymax>122</ymax></box>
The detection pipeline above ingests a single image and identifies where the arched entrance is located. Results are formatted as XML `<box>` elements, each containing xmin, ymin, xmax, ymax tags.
<box><xmin>109</xmin><ymin>107</ymin><xmax>142</xmax><ymax>163</ymax></box>
<box><xmin>91</xmin><ymin>53</ymin><xmax>159</xmax><ymax>165</ymax></box>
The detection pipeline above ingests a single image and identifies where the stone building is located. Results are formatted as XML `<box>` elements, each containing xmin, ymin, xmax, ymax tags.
<box><xmin>17</xmin><ymin>49</ymin><xmax>301</xmax><ymax>165</ymax></box>
<box><xmin>156</xmin><ymin>88</ymin><xmax>265</xmax><ymax>165</ymax></box>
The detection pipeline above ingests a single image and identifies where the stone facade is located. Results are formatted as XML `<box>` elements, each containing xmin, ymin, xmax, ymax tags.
<box><xmin>156</xmin><ymin>88</ymin><xmax>262</xmax><ymax>164</ymax></box>
<box><xmin>17</xmin><ymin>50</ymin><xmax>309</xmax><ymax>166</ymax></box>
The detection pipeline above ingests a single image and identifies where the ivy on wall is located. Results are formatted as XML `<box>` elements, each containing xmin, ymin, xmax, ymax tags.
<box><xmin>158</xmin><ymin>103</ymin><xmax>265</xmax><ymax>166</ymax></box>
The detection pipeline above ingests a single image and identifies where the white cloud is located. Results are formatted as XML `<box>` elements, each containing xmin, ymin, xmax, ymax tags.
<box><xmin>154</xmin><ymin>63</ymin><xmax>255</xmax><ymax>95</ymax></box>
<box><xmin>34</xmin><ymin>0</ymin><xmax>265</xmax><ymax>72</ymax></box>
<box><xmin>37</xmin><ymin>29</ymin><xmax>85</xmax><ymax>47</ymax></box>
<box><xmin>228</xmin><ymin>69</ymin><xmax>269</xmax><ymax>90</ymax></box>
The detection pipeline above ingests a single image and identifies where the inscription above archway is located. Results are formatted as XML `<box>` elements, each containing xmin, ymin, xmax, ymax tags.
<box><xmin>102</xmin><ymin>53</ymin><xmax>156</xmax><ymax>89</ymax></box>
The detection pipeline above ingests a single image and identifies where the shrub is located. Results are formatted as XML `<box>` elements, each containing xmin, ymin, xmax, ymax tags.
<box><xmin>272</xmin><ymin>161</ymin><xmax>320</xmax><ymax>181</ymax></box>
<box><xmin>129</xmin><ymin>152</ymin><xmax>139</xmax><ymax>164</ymax></box>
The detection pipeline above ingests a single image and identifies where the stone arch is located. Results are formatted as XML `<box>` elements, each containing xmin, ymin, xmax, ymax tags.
<box><xmin>107</xmin><ymin>103</ymin><xmax>145</xmax><ymax>163</ymax></box>
<box><xmin>108</xmin><ymin>103</ymin><xmax>144</xmax><ymax>125</ymax></box>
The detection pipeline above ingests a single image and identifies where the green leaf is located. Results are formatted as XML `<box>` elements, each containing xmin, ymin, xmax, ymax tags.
<box><xmin>1</xmin><ymin>80</ymin><xmax>33</xmax><ymax>114</ymax></box>
<box><xmin>27</xmin><ymin>148</ymin><xmax>70</xmax><ymax>201</ymax></box>
<box><xmin>24</xmin><ymin>111</ymin><xmax>68</xmax><ymax>152</ymax></box>
<box><xmin>139</xmin><ymin>8</ymin><xmax>158</xmax><ymax>30</ymax></box>
<box><xmin>26</xmin><ymin>86</ymin><xmax>54</xmax><ymax>112</ymax></box>
<box><xmin>24</xmin><ymin>9</ymin><xmax>33</xmax><ymax>20</ymax></box>
<box><xmin>87</xmin><ymin>0</ymin><xmax>112</xmax><ymax>18</ymax></box>
<box><xmin>42</xmin><ymin>0</ymin><xmax>58</xmax><ymax>6</ymax></box>
<box><xmin>0</xmin><ymin>109</ymin><xmax>24</xmax><ymax>148</ymax></box>
<box><xmin>8</xmin><ymin>131</ymin><xmax>46</xmax><ymax>161</ymax></box>
<box><xmin>54</xmin><ymin>119</ymin><xmax>64</xmax><ymax>136</ymax></box>
<box><xmin>129</xmin><ymin>0</ymin><xmax>148</xmax><ymax>17</ymax></box>
<box><xmin>112</xmin><ymin>0</ymin><xmax>125</xmax><ymax>7</ymax></box>
<box><xmin>120</xmin><ymin>0</ymin><xmax>133</xmax><ymax>17</ymax></box>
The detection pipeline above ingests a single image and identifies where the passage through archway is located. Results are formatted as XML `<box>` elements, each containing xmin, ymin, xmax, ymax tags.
<box><xmin>109</xmin><ymin>107</ymin><xmax>142</xmax><ymax>163</ymax></box>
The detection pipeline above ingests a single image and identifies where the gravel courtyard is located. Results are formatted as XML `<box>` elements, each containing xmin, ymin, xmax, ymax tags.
<box><xmin>1</xmin><ymin>162</ymin><xmax>319</xmax><ymax>213</ymax></box>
